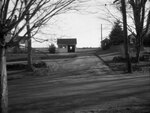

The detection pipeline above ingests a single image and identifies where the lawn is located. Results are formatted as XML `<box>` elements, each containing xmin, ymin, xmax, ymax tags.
<box><xmin>95</xmin><ymin>46</ymin><xmax>150</xmax><ymax>74</ymax></box>
<box><xmin>7</xmin><ymin>47</ymin><xmax>150</xmax><ymax>113</ymax></box>
<box><xmin>6</xmin><ymin>48</ymin><xmax>97</xmax><ymax>62</ymax></box>
<box><xmin>8</xmin><ymin>52</ymin><xmax>150</xmax><ymax>113</ymax></box>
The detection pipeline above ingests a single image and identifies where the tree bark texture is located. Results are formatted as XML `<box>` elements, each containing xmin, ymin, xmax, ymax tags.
<box><xmin>25</xmin><ymin>0</ymin><xmax>33</xmax><ymax>71</ymax></box>
<box><xmin>131</xmin><ymin>0</ymin><xmax>147</xmax><ymax>62</ymax></box>
<box><xmin>27</xmin><ymin>38</ymin><xmax>33</xmax><ymax>70</ymax></box>
<box><xmin>121</xmin><ymin>0</ymin><xmax>132</xmax><ymax>73</ymax></box>
<box><xmin>0</xmin><ymin>47</ymin><xmax>8</xmax><ymax>113</ymax></box>
<box><xmin>135</xmin><ymin>35</ymin><xmax>141</xmax><ymax>62</ymax></box>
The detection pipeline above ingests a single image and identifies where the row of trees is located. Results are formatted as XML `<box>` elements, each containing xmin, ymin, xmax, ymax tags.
<box><xmin>0</xmin><ymin>0</ymin><xmax>85</xmax><ymax>113</ymax></box>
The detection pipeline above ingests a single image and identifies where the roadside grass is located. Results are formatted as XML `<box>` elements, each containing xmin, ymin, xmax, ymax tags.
<box><xmin>8</xmin><ymin>48</ymin><xmax>150</xmax><ymax>113</ymax></box>
<box><xmin>6</xmin><ymin>53</ymin><xmax>77</xmax><ymax>62</ymax></box>
<box><xmin>7</xmin><ymin>48</ymin><xmax>97</xmax><ymax>80</ymax></box>
<box><xmin>95</xmin><ymin>46</ymin><xmax>120</xmax><ymax>55</ymax></box>
<box><xmin>96</xmin><ymin>46</ymin><xmax>150</xmax><ymax>74</ymax></box>
<box><xmin>6</xmin><ymin>48</ymin><xmax>97</xmax><ymax>62</ymax></box>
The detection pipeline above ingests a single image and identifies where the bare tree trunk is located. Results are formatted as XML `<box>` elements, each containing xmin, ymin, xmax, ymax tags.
<box><xmin>135</xmin><ymin>35</ymin><xmax>141</xmax><ymax>62</ymax></box>
<box><xmin>25</xmin><ymin>0</ymin><xmax>33</xmax><ymax>71</ymax></box>
<box><xmin>121</xmin><ymin>0</ymin><xmax>132</xmax><ymax>73</ymax></box>
<box><xmin>27</xmin><ymin>38</ymin><xmax>33</xmax><ymax>71</ymax></box>
<box><xmin>136</xmin><ymin>47</ymin><xmax>140</xmax><ymax>62</ymax></box>
<box><xmin>13</xmin><ymin>43</ymin><xmax>20</xmax><ymax>53</ymax></box>
<box><xmin>0</xmin><ymin>47</ymin><xmax>8</xmax><ymax>113</ymax></box>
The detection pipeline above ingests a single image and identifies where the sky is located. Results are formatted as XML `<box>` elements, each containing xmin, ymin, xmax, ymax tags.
<box><xmin>32</xmin><ymin>0</ymin><xmax>117</xmax><ymax>48</ymax></box>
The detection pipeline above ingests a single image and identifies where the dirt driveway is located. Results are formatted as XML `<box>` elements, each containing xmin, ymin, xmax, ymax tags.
<box><xmin>8</xmin><ymin>54</ymin><xmax>150</xmax><ymax>113</ymax></box>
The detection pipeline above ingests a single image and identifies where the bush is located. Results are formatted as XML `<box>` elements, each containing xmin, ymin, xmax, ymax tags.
<box><xmin>130</xmin><ymin>57</ymin><xmax>138</xmax><ymax>63</ymax></box>
<box><xmin>7</xmin><ymin>64</ymin><xmax>27</xmax><ymax>71</ymax></box>
<box><xmin>109</xmin><ymin>20</ymin><xmax>124</xmax><ymax>45</ymax></box>
<box><xmin>112</xmin><ymin>56</ymin><xmax>146</xmax><ymax>63</ymax></box>
<box><xmin>33</xmin><ymin>61</ymin><xmax>47</xmax><ymax>68</ymax></box>
<box><xmin>48</xmin><ymin>44</ymin><xmax>56</xmax><ymax>54</ymax></box>
<box><xmin>113</xmin><ymin>56</ymin><xmax>126</xmax><ymax>62</ymax></box>
<box><xmin>101</xmin><ymin>38</ymin><xmax>111</xmax><ymax>50</ymax></box>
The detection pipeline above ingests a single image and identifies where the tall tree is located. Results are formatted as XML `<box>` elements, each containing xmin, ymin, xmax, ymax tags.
<box><xmin>113</xmin><ymin>0</ymin><xmax>132</xmax><ymax>73</ymax></box>
<box><xmin>121</xmin><ymin>0</ymin><xmax>132</xmax><ymax>73</ymax></box>
<box><xmin>109</xmin><ymin>20</ymin><xmax>124</xmax><ymax>45</ymax></box>
<box><xmin>24</xmin><ymin>0</ymin><xmax>33</xmax><ymax>71</ymax></box>
<box><xmin>129</xmin><ymin>0</ymin><xmax>149</xmax><ymax>62</ymax></box>
<box><xmin>0</xmin><ymin>0</ymin><xmax>83</xmax><ymax>113</ymax></box>
<box><xmin>113</xmin><ymin>0</ymin><xmax>150</xmax><ymax>62</ymax></box>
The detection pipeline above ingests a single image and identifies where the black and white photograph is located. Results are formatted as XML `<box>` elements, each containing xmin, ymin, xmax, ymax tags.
<box><xmin>0</xmin><ymin>0</ymin><xmax>150</xmax><ymax>113</ymax></box>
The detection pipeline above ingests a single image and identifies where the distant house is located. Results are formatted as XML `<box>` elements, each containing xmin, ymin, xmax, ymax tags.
<box><xmin>6</xmin><ymin>36</ymin><xmax>28</xmax><ymax>53</ymax></box>
<box><xmin>57</xmin><ymin>38</ymin><xmax>77</xmax><ymax>53</ymax></box>
<box><xmin>128</xmin><ymin>23</ymin><xmax>150</xmax><ymax>46</ymax></box>
<box><xmin>127</xmin><ymin>25</ymin><xmax>150</xmax><ymax>57</ymax></box>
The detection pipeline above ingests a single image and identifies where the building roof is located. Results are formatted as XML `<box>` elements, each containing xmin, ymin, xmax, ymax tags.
<box><xmin>57</xmin><ymin>38</ymin><xmax>77</xmax><ymax>45</ymax></box>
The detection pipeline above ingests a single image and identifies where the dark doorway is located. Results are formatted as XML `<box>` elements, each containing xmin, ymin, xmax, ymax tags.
<box><xmin>68</xmin><ymin>45</ymin><xmax>75</xmax><ymax>52</ymax></box>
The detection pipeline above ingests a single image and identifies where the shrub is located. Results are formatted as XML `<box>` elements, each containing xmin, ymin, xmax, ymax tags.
<box><xmin>101</xmin><ymin>38</ymin><xmax>111</xmax><ymax>50</ymax></box>
<box><xmin>130</xmin><ymin>57</ymin><xmax>138</xmax><ymax>63</ymax></box>
<box><xmin>113</xmin><ymin>56</ymin><xmax>126</xmax><ymax>62</ymax></box>
<box><xmin>109</xmin><ymin>20</ymin><xmax>124</xmax><ymax>45</ymax></box>
<box><xmin>33</xmin><ymin>61</ymin><xmax>47</xmax><ymax>68</ymax></box>
<box><xmin>7</xmin><ymin>64</ymin><xmax>27</xmax><ymax>71</ymax></box>
<box><xmin>48</xmin><ymin>44</ymin><xmax>56</xmax><ymax>54</ymax></box>
<box><xmin>112</xmin><ymin>56</ymin><xmax>146</xmax><ymax>63</ymax></box>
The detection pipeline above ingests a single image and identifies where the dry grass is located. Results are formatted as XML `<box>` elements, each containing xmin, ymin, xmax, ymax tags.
<box><xmin>96</xmin><ymin>47</ymin><xmax>150</xmax><ymax>74</ymax></box>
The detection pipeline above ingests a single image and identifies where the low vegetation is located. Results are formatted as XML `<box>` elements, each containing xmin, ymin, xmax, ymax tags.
<box><xmin>7</xmin><ymin>61</ymin><xmax>47</xmax><ymax>71</ymax></box>
<box><xmin>96</xmin><ymin>46</ymin><xmax>150</xmax><ymax>74</ymax></box>
<box><xmin>48</xmin><ymin>44</ymin><xmax>56</xmax><ymax>54</ymax></box>
<box><xmin>6</xmin><ymin>53</ymin><xmax>77</xmax><ymax>62</ymax></box>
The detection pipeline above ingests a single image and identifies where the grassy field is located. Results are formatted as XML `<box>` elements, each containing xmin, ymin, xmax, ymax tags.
<box><xmin>6</xmin><ymin>48</ymin><xmax>98</xmax><ymax>62</ymax></box>
<box><xmin>8</xmin><ymin>49</ymin><xmax>150</xmax><ymax>113</ymax></box>
<box><xmin>7</xmin><ymin>46</ymin><xmax>150</xmax><ymax>74</ymax></box>
<box><xmin>95</xmin><ymin>46</ymin><xmax>150</xmax><ymax>74</ymax></box>
<box><xmin>6</xmin><ymin>46</ymin><xmax>150</xmax><ymax>113</ymax></box>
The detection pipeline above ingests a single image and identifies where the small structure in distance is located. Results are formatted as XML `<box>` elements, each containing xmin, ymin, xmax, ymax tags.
<box><xmin>57</xmin><ymin>38</ymin><xmax>77</xmax><ymax>53</ymax></box>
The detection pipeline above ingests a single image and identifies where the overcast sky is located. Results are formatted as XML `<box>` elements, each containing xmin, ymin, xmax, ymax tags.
<box><xmin>32</xmin><ymin>0</ymin><xmax>118</xmax><ymax>48</ymax></box>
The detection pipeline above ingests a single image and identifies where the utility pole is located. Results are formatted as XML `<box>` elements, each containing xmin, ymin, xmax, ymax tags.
<box><xmin>121</xmin><ymin>0</ymin><xmax>132</xmax><ymax>73</ymax></box>
<box><xmin>101</xmin><ymin>24</ymin><xmax>103</xmax><ymax>48</ymax></box>
<box><xmin>101</xmin><ymin>24</ymin><xmax>103</xmax><ymax>41</ymax></box>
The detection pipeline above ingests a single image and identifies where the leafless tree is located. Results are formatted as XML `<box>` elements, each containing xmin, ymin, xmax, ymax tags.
<box><xmin>0</xmin><ymin>0</ymin><xmax>84</xmax><ymax>113</ymax></box>
<box><xmin>24</xmin><ymin>0</ymin><xmax>85</xmax><ymax>70</ymax></box>
<box><xmin>113</xmin><ymin>0</ymin><xmax>150</xmax><ymax>62</ymax></box>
